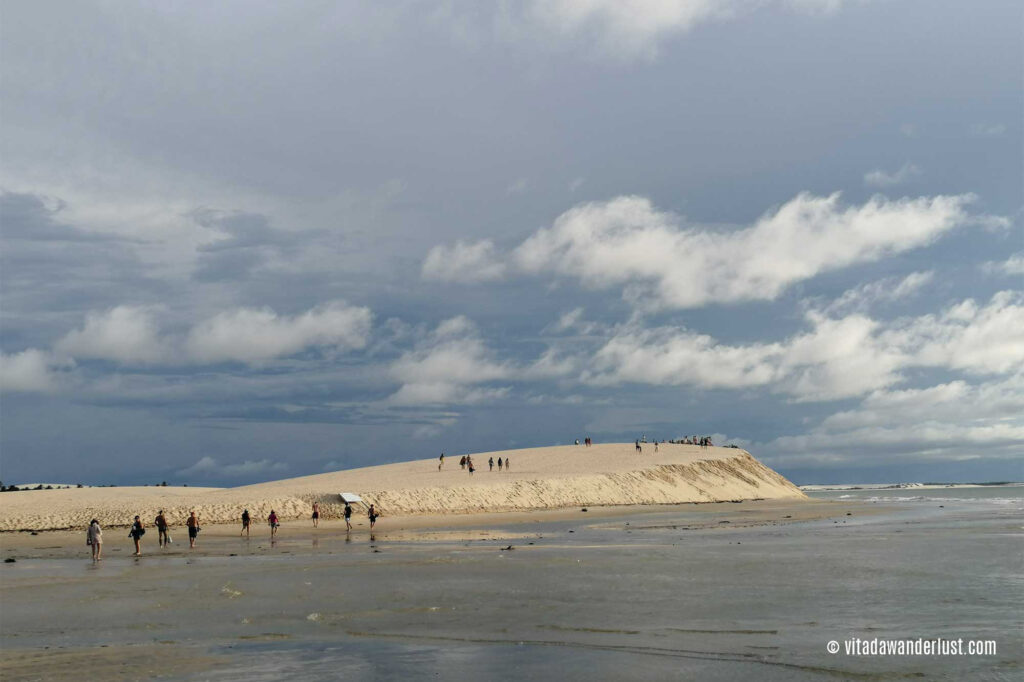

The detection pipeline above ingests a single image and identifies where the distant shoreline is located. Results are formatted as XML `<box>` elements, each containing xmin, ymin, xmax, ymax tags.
<box><xmin>801</xmin><ymin>482</ymin><xmax>1023</xmax><ymax>491</ymax></box>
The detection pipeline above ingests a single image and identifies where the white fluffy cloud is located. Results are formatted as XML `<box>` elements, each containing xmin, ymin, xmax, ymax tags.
<box><xmin>982</xmin><ymin>252</ymin><xmax>1024</xmax><ymax>276</ymax></box>
<box><xmin>47</xmin><ymin>301</ymin><xmax>372</xmax><ymax>367</ymax></box>
<box><xmin>0</xmin><ymin>349</ymin><xmax>67</xmax><ymax>393</ymax></box>
<box><xmin>582</xmin><ymin>291</ymin><xmax>1024</xmax><ymax>401</ymax></box>
<box><xmin>178</xmin><ymin>456</ymin><xmax>288</xmax><ymax>480</ymax></box>
<box><xmin>821</xmin><ymin>271</ymin><xmax>934</xmax><ymax>315</ymax></box>
<box><xmin>55</xmin><ymin>305</ymin><xmax>169</xmax><ymax>364</ymax></box>
<box><xmin>385</xmin><ymin>315</ymin><xmax>576</xmax><ymax>406</ymax></box>
<box><xmin>762</xmin><ymin>373</ymin><xmax>1024</xmax><ymax>467</ymax></box>
<box><xmin>422</xmin><ymin>239</ymin><xmax>507</xmax><ymax>283</ymax></box>
<box><xmin>890</xmin><ymin>290</ymin><xmax>1024</xmax><ymax>375</ymax></box>
<box><xmin>528</xmin><ymin>0</ymin><xmax>723</xmax><ymax>58</ymax></box>
<box><xmin>524</xmin><ymin>0</ymin><xmax>847</xmax><ymax>59</ymax></box>
<box><xmin>387</xmin><ymin>316</ymin><xmax>512</xmax><ymax>405</ymax></box>
<box><xmin>184</xmin><ymin>302</ymin><xmax>372</xmax><ymax>364</ymax></box>
<box><xmin>863</xmin><ymin>162</ymin><xmax>922</xmax><ymax>188</ymax></box>
<box><xmin>430</xmin><ymin>192</ymin><xmax>977</xmax><ymax>310</ymax></box>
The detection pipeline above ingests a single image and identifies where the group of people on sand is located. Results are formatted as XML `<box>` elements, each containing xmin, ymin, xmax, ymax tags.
<box><xmin>574</xmin><ymin>437</ymin><xmax>593</xmax><ymax>447</ymax></box>
<box><xmin>668</xmin><ymin>436</ymin><xmax>713</xmax><ymax>447</ymax></box>
<box><xmin>87</xmin><ymin>501</ymin><xmax>382</xmax><ymax>559</ymax></box>
<box><xmin>635</xmin><ymin>438</ymin><xmax>663</xmax><ymax>453</ymax></box>
<box><xmin>438</xmin><ymin>451</ymin><xmax>515</xmax><ymax>474</ymax></box>
<box><xmin>450</xmin><ymin>454</ymin><xmax>511</xmax><ymax>473</ymax></box>
<box><xmin>85</xmin><ymin>509</ymin><xmax>203</xmax><ymax>560</ymax></box>
<box><xmin>439</xmin><ymin>452</ymin><xmax>511</xmax><ymax>474</ymax></box>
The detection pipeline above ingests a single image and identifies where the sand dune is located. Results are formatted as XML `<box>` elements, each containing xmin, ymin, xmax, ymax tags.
<box><xmin>0</xmin><ymin>443</ymin><xmax>804</xmax><ymax>531</ymax></box>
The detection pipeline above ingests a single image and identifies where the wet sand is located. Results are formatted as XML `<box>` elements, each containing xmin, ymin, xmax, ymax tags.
<box><xmin>0</xmin><ymin>499</ymin><xmax>844</xmax><ymax>561</ymax></box>
<box><xmin>2</xmin><ymin>496</ymin><xmax>1019</xmax><ymax>681</ymax></box>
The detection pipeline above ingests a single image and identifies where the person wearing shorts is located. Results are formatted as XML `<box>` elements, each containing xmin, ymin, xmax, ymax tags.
<box><xmin>344</xmin><ymin>503</ymin><xmax>353</xmax><ymax>531</ymax></box>
<box><xmin>241</xmin><ymin>509</ymin><xmax>251</xmax><ymax>537</ymax></box>
<box><xmin>368</xmin><ymin>504</ymin><xmax>379</xmax><ymax>529</ymax></box>
<box><xmin>312</xmin><ymin>502</ymin><xmax>320</xmax><ymax>528</ymax></box>
<box><xmin>268</xmin><ymin>510</ymin><xmax>279</xmax><ymax>538</ymax></box>
<box><xmin>155</xmin><ymin>510</ymin><xmax>169</xmax><ymax>547</ymax></box>
<box><xmin>129</xmin><ymin>515</ymin><xmax>145</xmax><ymax>556</ymax></box>
<box><xmin>186</xmin><ymin>511</ymin><xmax>200</xmax><ymax>548</ymax></box>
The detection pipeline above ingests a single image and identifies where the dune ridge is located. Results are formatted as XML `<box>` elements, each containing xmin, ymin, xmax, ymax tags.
<box><xmin>0</xmin><ymin>443</ymin><xmax>804</xmax><ymax>531</ymax></box>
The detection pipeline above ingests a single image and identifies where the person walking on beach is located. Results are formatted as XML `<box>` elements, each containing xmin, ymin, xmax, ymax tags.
<box><xmin>241</xmin><ymin>509</ymin><xmax>251</xmax><ymax>537</ymax></box>
<box><xmin>268</xmin><ymin>510</ymin><xmax>279</xmax><ymax>538</ymax></box>
<box><xmin>186</xmin><ymin>511</ymin><xmax>200</xmax><ymax>549</ymax></box>
<box><xmin>129</xmin><ymin>515</ymin><xmax>145</xmax><ymax>556</ymax></box>
<box><xmin>504</xmin><ymin>457</ymin><xmax>510</xmax><ymax>471</ymax></box>
<box><xmin>344</xmin><ymin>502</ymin><xmax>353</xmax><ymax>531</ymax></box>
<box><xmin>460</xmin><ymin>455</ymin><xmax>466</xmax><ymax>470</ymax></box>
<box><xmin>635</xmin><ymin>440</ymin><xmax>642</xmax><ymax>454</ymax></box>
<box><xmin>489</xmin><ymin>457</ymin><xmax>494</xmax><ymax>471</ymax></box>
<box><xmin>312</xmin><ymin>502</ymin><xmax>320</xmax><ymax>528</ymax></box>
<box><xmin>468</xmin><ymin>457</ymin><xmax>475</xmax><ymax>474</ymax></box>
<box><xmin>497</xmin><ymin>457</ymin><xmax>503</xmax><ymax>471</ymax></box>
<box><xmin>654</xmin><ymin>441</ymin><xmax>659</xmax><ymax>453</ymax></box>
<box><xmin>439</xmin><ymin>452</ymin><xmax>445</xmax><ymax>470</ymax></box>
<box><xmin>368</xmin><ymin>504</ymin><xmax>380</xmax><ymax>529</ymax></box>
<box><xmin>155</xmin><ymin>510</ymin><xmax>170</xmax><ymax>548</ymax></box>
<box><xmin>87</xmin><ymin>519</ymin><xmax>102</xmax><ymax>561</ymax></box>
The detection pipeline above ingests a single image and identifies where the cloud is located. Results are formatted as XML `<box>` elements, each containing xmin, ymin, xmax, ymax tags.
<box><xmin>517</xmin><ymin>0</ymin><xmax>851</xmax><ymax>59</ymax></box>
<box><xmin>821</xmin><ymin>271</ymin><xmax>934</xmax><ymax>315</ymax></box>
<box><xmin>50</xmin><ymin>301</ymin><xmax>372</xmax><ymax>367</ymax></box>
<box><xmin>55</xmin><ymin>306</ymin><xmax>170</xmax><ymax>364</ymax></box>
<box><xmin>178</xmin><ymin>456</ymin><xmax>288</xmax><ymax>479</ymax></box>
<box><xmin>184</xmin><ymin>301</ymin><xmax>372</xmax><ymax>365</ymax></box>
<box><xmin>448</xmin><ymin>191</ymin><xmax>975</xmax><ymax>310</ymax></box>
<box><xmin>526</xmin><ymin>0</ymin><xmax>724</xmax><ymax>59</ymax></box>
<box><xmin>0</xmin><ymin>349</ymin><xmax>68</xmax><ymax>393</ymax></box>
<box><xmin>386</xmin><ymin>316</ymin><xmax>512</xmax><ymax>405</ymax></box>
<box><xmin>761</xmin><ymin>373</ymin><xmax>1024</xmax><ymax>467</ymax></box>
<box><xmin>505</xmin><ymin>178</ymin><xmax>529</xmax><ymax>195</ymax></box>
<box><xmin>422</xmin><ymin>240</ymin><xmax>507</xmax><ymax>283</ymax></box>
<box><xmin>969</xmin><ymin>123</ymin><xmax>1006</xmax><ymax>137</ymax></box>
<box><xmin>863</xmin><ymin>162</ymin><xmax>922</xmax><ymax>188</ymax></box>
<box><xmin>583</xmin><ymin>312</ymin><xmax>904</xmax><ymax>401</ymax></box>
<box><xmin>891</xmin><ymin>290</ymin><xmax>1024</xmax><ymax>375</ymax></box>
<box><xmin>581</xmin><ymin>291</ymin><xmax>1024</xmax><ymax>401</ymax></box>
<box><xmin>982</xmin><ymin>252</ymin><xmax>1024</xmax><ymax>276</ymax></box>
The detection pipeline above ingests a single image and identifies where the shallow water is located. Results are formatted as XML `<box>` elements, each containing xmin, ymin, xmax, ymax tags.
<box><xmin>1</xmin><ymin>491</ymin><xmax>1021</xmax><ymax>681</ymax></box>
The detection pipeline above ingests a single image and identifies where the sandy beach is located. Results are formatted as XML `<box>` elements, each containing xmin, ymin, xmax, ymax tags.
<box><xmin>0</xmin><ymin>443</ymin><xmax>804</xmax><ymax>532</ymax></box>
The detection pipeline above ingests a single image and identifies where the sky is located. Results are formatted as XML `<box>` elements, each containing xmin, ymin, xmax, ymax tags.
<box><xmin>1</xmin><ymin>0</ymin><xmax>1021</xmax><ymax>487</ymax></box>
